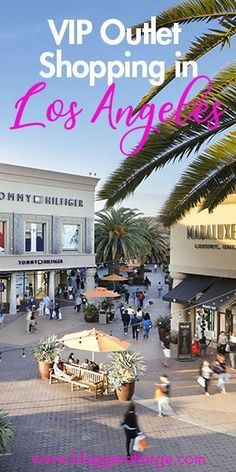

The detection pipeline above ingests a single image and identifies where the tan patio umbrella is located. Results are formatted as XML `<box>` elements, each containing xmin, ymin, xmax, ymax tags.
<box><xmin>119</xmin><ymin>266</ymin><xmax>134</xmax><ymax>274</ymax></box>
<box><xmin>83</xmin><ymin>287</ymin><xmax>120</xmax><ymax>298</ymax></box>
<box><xmin>102</xmin><ymin>273</ymin><xmax>128</xmax><ymax>291</ymax></box>
<box><xmin>59</xmin><ymin>328</ymin><xmax>129</xmax><ymax>361</ymax></box>
<box><xmin>102</xmin><ymin>274</ymin><xmax>128</xmax><ymax>282</ymax></box>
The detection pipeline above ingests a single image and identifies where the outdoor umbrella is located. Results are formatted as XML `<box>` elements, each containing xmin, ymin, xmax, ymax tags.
<box><xmin>59</xmin><ymin>328</ymin><xmax>129</xmax><ymax>361</ymax></box>
<box><xmin>102</xmin><ymin>273</ymin><xmax>128</xmax><ymax>291</ymax></box>
<box><xmin>119</xmin><ymin>266</ymin><xmax>134</xmax><ymax>274</ymax></box>
<box><xmin>83</xmin><ymin>287</ymin><xmax>120</xmax><ymax>298</ymax></box>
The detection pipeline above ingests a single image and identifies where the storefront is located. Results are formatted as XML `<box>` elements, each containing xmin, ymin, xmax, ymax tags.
<box><xmin>0</xmin><ymin>164</ymin><xmax>99</xmax><ymax>313</ymax></box>
<box><xmin>164</xmin><ymin>194</ymin><xmax>236</xmax><ymax>340</ymax></box>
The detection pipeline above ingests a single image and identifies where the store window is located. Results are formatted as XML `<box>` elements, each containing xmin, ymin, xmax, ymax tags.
<box><xmin>0</xmin><ymin>222</ymin><xmax>6</xmax><ymax>253</ymax></box>
<box><xmin>25</xmin><ymin>223</ymin><xmax>45</xmax><ymax>252</ymax></box>
<box><xmin>62</xmin><ymin>224</ymin><xmax>80</xmax><ymax>251</ymax></box>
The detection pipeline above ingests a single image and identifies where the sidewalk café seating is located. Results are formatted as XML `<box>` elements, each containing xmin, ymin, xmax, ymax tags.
<box><xmin>49</xmin><ymin>362</ymin><xmax>111</xmax><ymax>399</ymax></box>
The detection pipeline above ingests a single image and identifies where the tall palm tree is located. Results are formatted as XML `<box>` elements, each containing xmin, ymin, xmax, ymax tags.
<box><xmin>137</xmin><ymin>218</ymin><xmax>169</xmax><ymax>264</ymax></box>
<box><xmin>98</xmin><ymin>0</ymin><xmax>236</xmax><ymax>225</ymax></box>
<box><xmin>95</xmin><ymin>207</ymin><xmax>151</xmax><ymax>272</ymax></box>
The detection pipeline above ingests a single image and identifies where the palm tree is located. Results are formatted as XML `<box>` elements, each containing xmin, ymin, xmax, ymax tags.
<box><xmin>95</xmin><ymin>207</ymin><xmax>151</xmax><ymax>273</ymax></box>
<box><xmin>98</xmin><ymin>0</ymin><xmax>236</xmax><ymax>225</ymax></box>
<box><xmin>135</xmin><ymin>218</ymin><xmax>170</xmax><ymax>278</ymax></box>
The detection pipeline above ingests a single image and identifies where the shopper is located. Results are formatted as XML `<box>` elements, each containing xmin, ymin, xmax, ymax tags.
<box><xmin>74</xmin><ymin>294</ymin><xmax>82</xmax><ymax>312</ymax></box>
<box><xmin>199</xmin><ymin>332</ymin><xmax>207</xmax><ymax>357</ymax></box>
<box><xmin>53</xmin><ymin>355</ymin><xmax>75</xmax><ymax>381</ymax></box>
<box><xmin>142</xmin><ymin>313</ymin><xmax>152</xmax><ymax>338</ymax></box>
<box><xmin>217</xmin><ymin>331</ymin><xmax>228</xmax><ymax>354</ymax></box>
<box><xmin>121</xmin><ymin>309</ymin><xmax>130</xmax><ymax>335</ymax></box>
<box><xmin>155</xmin><ymin>374</ymin><xmax>174</xmax><ymax>417</ymax></box>
<box><xmin>200</xmin><ymin>360</ymin><xmax>212</xmax><ymax>396</ymax></box>
<box><xmin>38</xmin><ymin>300</ymin><xmax>44</xmax><ymax>317</ymax></box>
<box><xmin>138</xmin><ymin>291</ymin><xmax>145</xmax><ymax>308</ymax></box>
<box><xmin>212</xmin><ymin>354</ymin><xmax>229</xmax><ymax>394</ymax></box>
<box><xmin>16</xmin><ymin>295</ymin><xmax>21</xmax><ymax>313</ymax></box>
<box><xmin>228</xmin><ymin>332</ymin><xmax>236</xmax><ymax>370</ymax></box>
<box><xmin>162</xmin><ymin>335</ymin><xmax>171</xmax><ymax>367</ymax></box>
<box><xmin>157</xmin><ymin>282</ymin><xmax>163</xmax><ymax>298</ymax></box>
<box><xmin>131</xmin><ymin>313</ymin><xmax>140</xmax><ymax>340</ymax></box>
<box><xmin>120</xmin><ymin>402</ymin><xmax>141</xmax><ymax>458</ymax></box>
<box><xmin>125</xmin><ymin>291</ymin><xmax>130</xmax><ymax>304</ymax></box>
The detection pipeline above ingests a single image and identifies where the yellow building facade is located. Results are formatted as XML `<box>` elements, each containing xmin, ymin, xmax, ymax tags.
<box><xmin>164</xmin><ymin>195</ymin><xmax>236</xmax><ymax>341</ymax></box>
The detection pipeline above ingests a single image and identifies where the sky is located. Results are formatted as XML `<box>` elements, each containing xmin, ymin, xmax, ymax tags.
<box><xmin>0</xmin><ymin>0</ymin><xmax>235</xmax><ymax>215</ymax></box>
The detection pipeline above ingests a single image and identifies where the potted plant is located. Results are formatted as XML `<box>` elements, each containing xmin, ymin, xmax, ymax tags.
<box><xmin>154</xmin><ymin>315</ymin><xmax>171</xmax><ymax>341</ymax></box>
<box><xmin>0</xmin><ymin>410</ymin><xmax>14</xmax><ymax>455</ymax></box>
<box><xmin>33</xmin><ymin>335</ymin><xmax>61</xmax><ymax>379</ymax></box>
<box><xmin>108</xmin><ymin>351</ymin><xmax>146</xmax><ymax>401</ymax></box>
<box><xmin>100</xmin><ymin>298</ymin><xmax>114</xmax><ymax>312</ymax></box>
<box><xmin>170</xmin><ymin>330</ymin><xmax>178</xmax><ymax>344</ymax></box>
<box><xmin>84</xmin><ymin>304</ymin><xmax>99</xmax><ymax>323</ymax></box>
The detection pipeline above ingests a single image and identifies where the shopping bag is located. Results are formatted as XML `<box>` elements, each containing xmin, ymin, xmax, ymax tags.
<box><xmin>154</xmin><ymin>386</ymin><xmax>164</xmax><ymax>400</ymax></box>
<box><xmin>58</xmin><ymin>310</ymin><xmax>62</xmax><ymax>320</ymax></box>
<box><xmin>139</xmin><ymin>437</ymin><xmax>148</xmax><ymax>450</ymax></box>
<box><xmin>133</xmin><ymin>435</ymin><xmax>148</xmax><ymax>452</ymax></box>
<box><xmin>197</xmin><ymin>376</ymin><xmax>205</xmax><ymax>388</ymax></box>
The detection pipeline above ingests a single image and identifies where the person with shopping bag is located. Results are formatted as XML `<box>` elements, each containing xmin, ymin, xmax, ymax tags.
<box><xmin>198</xmin><ymin>360</ymin><xmax>213</xmax><ymax>395</ymax></box>
<box><xmin>154</xmin><ymin>374</ymin><xmax>175</xmax><ymax>417</ymax></box>
<box><xmin>120</xmin><ymin>402</ymin><xmax>142</xmax><ymax>459</ymax></box>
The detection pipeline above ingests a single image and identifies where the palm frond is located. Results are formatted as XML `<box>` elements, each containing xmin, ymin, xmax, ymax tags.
<box><xmin>133</xmin><ymin>24</ymin><xmax>236</xmax><ymax>114</ymax></box>
<box><xmin>159</xmin><ymin>131</ymin><xmax>236</xmax><ymax>225</ymax></box>
<box><xmin>98</xmin><ymin>63</ymin><xmax>236</xmax><ymax>206</ymax></box>
<box><xmin>131</xmin><ymin>0</ymin><xmax>236</xmax><ymax>35</ymax></box>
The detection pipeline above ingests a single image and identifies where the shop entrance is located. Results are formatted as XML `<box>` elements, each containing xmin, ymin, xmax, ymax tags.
<box><xmin>16</xmin><ymin>272</ymin><xmax>49</xmax><ymax>301</ymax></box>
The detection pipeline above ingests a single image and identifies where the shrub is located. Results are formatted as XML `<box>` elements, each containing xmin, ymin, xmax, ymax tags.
<box><xmin>108</xmin><ymin>351</ymin><xmax>146</xmax><ymax>388</ymax></box>
<box><xmin>0</xmin><ymin>410</ymin><xmax>14</xmax><ymax>454</ymax></box>
<box><xmin>33</xmin><ymin>335</ymin><xmax>61</xmax><ymax>363</ymax></box>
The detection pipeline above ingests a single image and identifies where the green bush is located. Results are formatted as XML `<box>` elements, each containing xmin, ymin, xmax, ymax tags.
<box><xmin>0</xmin><ymin>410</ymin><xmax>14</xmax><ymax>454</ymax></box>
<box><xmin>108</xmin><ymin>351</ymin><xmax>146</xmax><ymax>388</ymax></box>
<box><xmin>84</xmin><ymin>304</ymin><xmax>99</xmax><ymax>322</ymax></box>
<box><xmin>33</xmin><ymin>335</ymin><xmax>61</xmax><ymax>363</ymax></box>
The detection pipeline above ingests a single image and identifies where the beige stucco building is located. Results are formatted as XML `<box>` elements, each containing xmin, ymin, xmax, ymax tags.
<box><xmin>164</xmin><ymin>195</ymin><xmax>236</xmax><ymax>341</ymax></box>
<box><xmin>0</xmin><ymin>164</ymin><xmax>99</xmax><ymax>314</ymax></box>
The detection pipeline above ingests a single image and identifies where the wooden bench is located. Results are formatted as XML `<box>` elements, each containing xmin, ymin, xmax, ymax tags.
<box><xmin>49</xmin><ymin>363</ymin><xmax>105</xmax><ymax>399</ymax></box>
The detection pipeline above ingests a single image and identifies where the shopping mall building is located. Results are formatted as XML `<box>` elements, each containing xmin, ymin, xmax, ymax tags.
<box><xmin>164</xmin><ymin>195</ymin><xmax>236</xmax><ymax>341</ymax></box>
<box><xmin>0</xmin><ymin>164</ymin><xmax>99</xmax><ymax>314</ymax></box>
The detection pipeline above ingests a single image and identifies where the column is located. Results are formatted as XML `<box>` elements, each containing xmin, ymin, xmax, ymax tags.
<box><xmin>85</xmin><ymin>267</ymin><xmax>96</xmax><ymax>291</ymax></box>
<box><xmin>9</xmin><ymin>273</ymin><xmax>17</xmax><ymax>315</ymax></box>
<box><xmin>49</xmin><ymin>270</ymin><xmax>55</xmax><ymax>303</ymax></box>
<box><xmin>170</xmin><ymin>272</ymin><xmax>187</xmax><ymax>332</ymax></box>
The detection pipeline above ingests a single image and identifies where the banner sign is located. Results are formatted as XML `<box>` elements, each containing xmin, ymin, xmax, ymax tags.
<box><xmin>178</xmin><ymin>322</ymin><xmax>192</xmax><ymax>361</ymax></box>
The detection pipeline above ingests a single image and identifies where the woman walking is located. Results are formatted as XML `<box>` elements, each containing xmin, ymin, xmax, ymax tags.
<box><xmin>212</xmin><ymin>354</ymin><xmax>229</xmax><ymax>394</ymax></box>
<box><xmin>121</xmin><ymin>402</ymin><xmax>141</xmax><ymax>458</ymax></box>
<box><xmin>200</xmin><ymin>360</ymin><xmax>212</xmax><ymax>396</ymax></box>
<box><xmin>161</xmin><ymin>335</ymin><xmax>171</xmax><ymax>367</ymax></box>
<box><xmin>155</xmin><ymin>374</ymin><xmax>175</xmax><ymax>417</ymax></box>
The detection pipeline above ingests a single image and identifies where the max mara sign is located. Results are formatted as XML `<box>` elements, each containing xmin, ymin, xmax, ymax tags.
<box><xmin>187</xmin><ymin>224</ymin><xmax>236</xmax><ymax>241</ymax></box>
<box><xmin>0</xmin><ymin>192</ymin><xmax>83</xmax><ymax>207</ymax></box>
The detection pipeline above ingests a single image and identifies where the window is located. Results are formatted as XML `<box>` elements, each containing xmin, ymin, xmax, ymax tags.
<box><xmin>25</xmin><ymin>223</ymin><xmax>45</xmax><ymax>252</ymax></box>
<box><xmin>0</xmin><ymin>222</ymin><xmax>6</xmax><ymax>253</ymax></box>
<box><xmin>62</xmin><ymin>224</ymin><xmax>80</xmax><ymax>251</ymax></box>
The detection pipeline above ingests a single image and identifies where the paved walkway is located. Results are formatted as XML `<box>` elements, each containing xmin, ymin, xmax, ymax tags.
<box><xmin>0</xmin><ymin>267</ymin><xmax>235</xmax><ymax>471</ymax></box>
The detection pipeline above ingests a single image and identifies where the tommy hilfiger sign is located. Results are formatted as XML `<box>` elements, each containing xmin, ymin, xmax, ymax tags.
<box><xmin>0</xmin><ymin>192</ymin><xmax>83</xmax><ymax>207</ymax></box>
<box><xmin>19</xmin><ymin>259</ymin><xmax>63</xmax><ymax>265</ymax></box>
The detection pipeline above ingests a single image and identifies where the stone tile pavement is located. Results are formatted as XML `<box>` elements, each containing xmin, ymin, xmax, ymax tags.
<box><xmin>0</xmin><ymin>269</ymin><xmax>235</xmax><ymax>471</ymax></box>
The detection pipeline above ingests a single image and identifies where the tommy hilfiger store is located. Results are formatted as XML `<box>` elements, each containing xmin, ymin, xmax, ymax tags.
<box><xmin>164</xmin><ymin>195</ymin><xmax>236</xmax><ymax>341</ymax></box>
<box><xmin>0</xmin><ymin>164</ymin><xmax>98</xmax><ymax>314</ymax></box>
